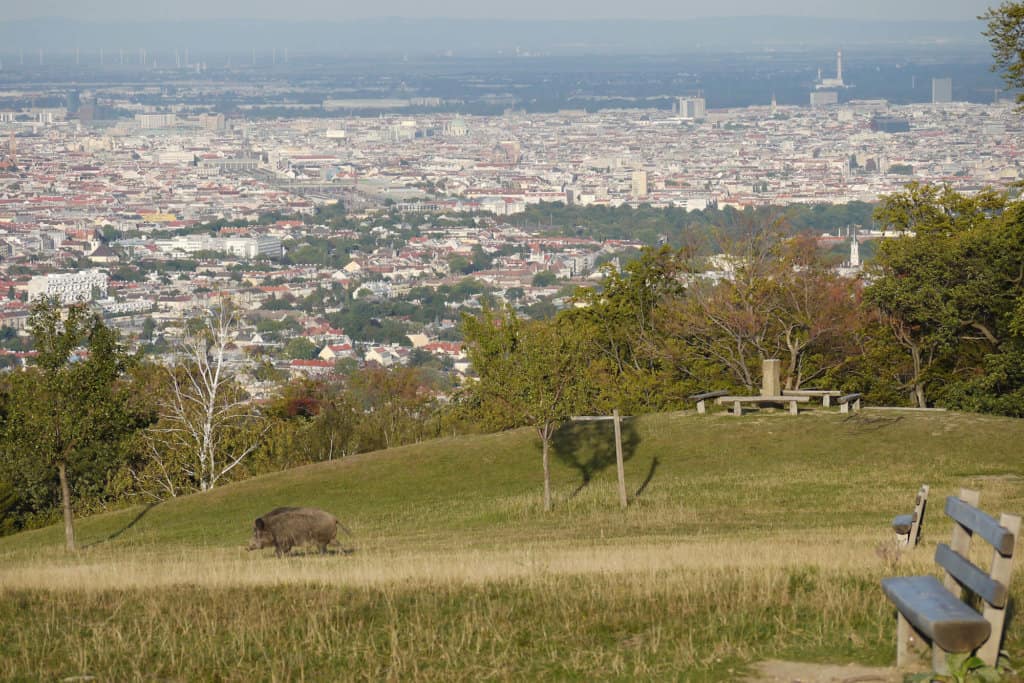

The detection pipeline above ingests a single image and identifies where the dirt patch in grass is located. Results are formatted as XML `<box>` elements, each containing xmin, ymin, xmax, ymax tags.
<box><xmin>747</xmin><ymin>659</ymin><xmax>901</xmax><ymax>683</ymax></box>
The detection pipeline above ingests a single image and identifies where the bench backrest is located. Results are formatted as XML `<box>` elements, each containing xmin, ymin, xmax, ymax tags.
<box><xmin>689</xmin><ymin>390</ymin><xmax>729</xmax><ymax>401</ymax></box>
<box><xmin>936</xmin><ymin>488</ymin><xmax>1021</xmax><ymax>664</ymax></box>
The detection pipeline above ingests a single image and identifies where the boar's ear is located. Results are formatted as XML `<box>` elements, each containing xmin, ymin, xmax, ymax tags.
<box><xmin>254</xmin><ymin>518</ymin><xmax>265</xmax><ymax>530</ymax></box>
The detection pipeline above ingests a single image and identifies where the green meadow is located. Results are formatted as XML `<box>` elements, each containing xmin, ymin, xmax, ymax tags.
<box><xmin>1</xmin><ymin>408</ymin><xmax>1023</xmax><ymax>681</ymax></box>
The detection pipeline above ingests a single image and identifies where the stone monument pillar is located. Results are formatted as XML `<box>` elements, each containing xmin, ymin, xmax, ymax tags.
<box><xmin>762</xmin><ymin>359</ymin><xmax>781</xmax><ymax>397</ymax></box>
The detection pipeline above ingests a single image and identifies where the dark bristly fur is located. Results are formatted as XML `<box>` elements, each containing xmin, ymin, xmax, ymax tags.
<box><xmin>247</xmin><ymin>507</ymin><xmax>349</xmax><ymax>557</ymax></box>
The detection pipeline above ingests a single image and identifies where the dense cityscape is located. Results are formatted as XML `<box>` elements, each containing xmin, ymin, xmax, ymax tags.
<box><xmin>1</xmin><ymin>43</ymin><xmax>1020</xmax><ymax>397</ymax></box>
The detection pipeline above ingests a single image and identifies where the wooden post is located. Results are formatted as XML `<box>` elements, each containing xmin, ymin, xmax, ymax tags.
<box><xmin>613</xmin><ymin>409</ymin><xmax>627</xmax><ymax>510</ymax></box>
<box><xmin>907</xmin><ymin>485</ymin><xmax>929</xmax><ymax>548</ymax></box>
<box><xmin>571</xmin><ymin>411</ymin><xmax>632</xmax><ymax>509</ymax></box>
<box><xmin>762</xmin><ymin>359</ymin><xmax>781</xmax><ymax>397</ymax></box>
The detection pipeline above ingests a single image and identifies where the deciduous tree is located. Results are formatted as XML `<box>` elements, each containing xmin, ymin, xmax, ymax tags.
<box><xmin>462</xmin><ymin>307</ymin><xmax>591</xmax><ymax>511</ymax></box>
<box><xmin>1</xmin><ymin>299</ymin><xmax>132</xmax><ymax>550</ymax></box>
<box><xmin>140</xmin><ymin>305</ymin><xmax>265</xmax><ymax>496</ymax></box>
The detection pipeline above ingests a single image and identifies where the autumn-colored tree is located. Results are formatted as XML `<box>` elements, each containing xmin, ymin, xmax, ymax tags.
<box><xmin>348</xmin><ymin>365</ymin><xmax>440</xmax><ymax>451</ymax></box>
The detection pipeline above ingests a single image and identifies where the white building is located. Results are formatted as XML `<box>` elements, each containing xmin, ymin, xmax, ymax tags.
<box><xmin>28</xmin><ymin>269</ymin><xmax>108</xmax><ymax>303</ymax></box>
<box><xmin>135</xmin><ymin>113</ymin><xmax>178</xmax><ymax>129</ymax></box>
<box><xmin>631</xmin><ymin>170</ymin><xmax>649</xmax><ymax>198</ymax></box>
<box><xmin>152</xmin><ymin>235</ymin><xmax>282</xmax><ymax>259</ymax></box>
<box><xmin>677</xmin><ymin>97</ymin><xmax>707</xmax><ymax>120</ymax></box>
<box><xmin>810</xmin><ymin>91</ymin><xmax>839</xmax><ymax>108</ymax></box>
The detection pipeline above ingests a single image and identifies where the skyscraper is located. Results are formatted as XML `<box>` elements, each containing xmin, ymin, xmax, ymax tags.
<box><xmin>932</xmin><ymin>78</ymin><xmax>953</xmax><ymax>104</ymax></box>
<box><xmin>676</xmin><ymin>97</ymin><xmax>706</xmax><ymax>120</ymax></box>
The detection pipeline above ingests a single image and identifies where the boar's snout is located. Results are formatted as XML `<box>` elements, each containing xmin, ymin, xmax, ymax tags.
<box><xmin>248</xmin><ymin>517</ymin><xmax>272</xmax><ymax>551</ymax></box>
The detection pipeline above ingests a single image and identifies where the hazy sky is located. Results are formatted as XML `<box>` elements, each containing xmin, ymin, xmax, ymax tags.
<box><xmin>8</xmin><ymin>0</ymin><xmax>997</xmax><ymax>22</ymax></box>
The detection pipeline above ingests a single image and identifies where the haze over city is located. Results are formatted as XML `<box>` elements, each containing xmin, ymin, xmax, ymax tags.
<box><xmin>9</xmin><ymin>0</ymin><xmax>995</xmax><ymax>21</ymax></box>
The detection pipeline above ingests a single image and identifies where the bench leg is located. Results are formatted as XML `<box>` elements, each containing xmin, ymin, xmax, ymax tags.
<box><xmin>897</xmin><ymin>612</ymin><xmax>930</xmax><ymax>668</ymax></box>
<box><xmin>896</xmin><ymin>612</ymin><xmax>912</xmax><ymax>667</ymax></box>
<box><xmin>823</xmin><ymin>395</ymin><xmax>831</xmax><ymax>408</ymax></box>
<box><xmin>932</xmin><ymin>643</ymin><xmax>951</xmax><ymax>675</ymax></box>
<box><xmin>854</xmin><ymin>398</ymin><xmax>861</xmax><ymax>411</ymax></box>
<box><xmin>696</xmin><ymin>400</ymin><xmax>706</xmax><ymax>415</ymax></box>
<box><xmin>840</xmin><ymin>403</ymin><xmax>849</xmax><ymax>414</ymax></box>
<box><xmin>733</xmin><ymin>401</ymin><xmax>742</xmax><ymax>416</ymax></box>
<box><xmin>789</xmin><ymin>400</ymin><xmax>798</xmax><ymax>415</ymax></box>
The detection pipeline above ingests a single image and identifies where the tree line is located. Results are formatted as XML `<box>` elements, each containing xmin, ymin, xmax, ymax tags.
<box><xmin>460</xmin><ymin>184</ymin><xmax>1024</xmax><ymax>507</ymax></box>
<box><xmin>0</xmin><ymin>303</ymin><xmax>449</xmax><ymax>546</ymax></box>
<box><xmin>2</xmin><ymin>184</ymin><xmax>1024</xmax><ymax>540</ymax></box>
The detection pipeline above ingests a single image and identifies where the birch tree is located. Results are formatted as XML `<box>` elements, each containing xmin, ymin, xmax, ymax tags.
<box><xmin>142</xmin><ymin>305</ymin><xmax>264</xmax><ymax>495</ymax></box>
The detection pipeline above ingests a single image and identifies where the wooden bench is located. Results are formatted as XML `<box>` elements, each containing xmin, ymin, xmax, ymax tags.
<box><xmin>891</xmin><ymin>484</ymin><xmax>929</xmax><ymax>548</ymax></box>
<box><xmin>837</xmin><ymin>393</ymin><xmax>862</xmax><ymax>413</ymax></box>
<box><xmin>715</xmin><ymin>394</ymin><xmax>810</xmax><ymax>416</ymax></box>
<box><xmin>881</xmin><ymin>489</ymin><xmax>1021</xmax><ymax>673</ymax></box>
<box><xmin>688</xmin><ymin>390</ymin><xmax>729</xmax><ymax>415</ymax></box>
<box><xmin>782</xmin><ymin>388</ymin><xmax>842</xmax><ymax>407</ymax></box>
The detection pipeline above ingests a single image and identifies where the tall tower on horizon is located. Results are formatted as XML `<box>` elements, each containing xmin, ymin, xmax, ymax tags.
<box><xmin>836</xmin><ymin>49</ymin><xmax>843</xmax><ymax>85</ymax></box>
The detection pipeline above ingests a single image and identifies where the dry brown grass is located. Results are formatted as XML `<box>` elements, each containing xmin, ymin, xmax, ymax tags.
<box><xmin>0</xmin><ymin>530</ymin><xmax>927</xmax><ymax>591</ymax></box>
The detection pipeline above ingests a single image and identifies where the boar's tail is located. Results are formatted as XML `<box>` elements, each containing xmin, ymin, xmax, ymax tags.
<box><xmin>336</xmin><ymin>520</ymin><xmax>353</xmax><ymax>537</ymax></box>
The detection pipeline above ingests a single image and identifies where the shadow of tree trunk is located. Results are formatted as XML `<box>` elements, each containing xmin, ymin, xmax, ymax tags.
<box><xmin>83</xmin><ymin>501</ymin><xmax>160</xmax><ymax>548</ymax></box>
<box><xmin>635</xmin><ymin>457</ymin><xmax>659</xmax><ymax>498</ymax></box>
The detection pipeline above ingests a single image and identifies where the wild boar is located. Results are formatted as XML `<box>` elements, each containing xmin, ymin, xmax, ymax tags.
<box><xmin>246</xmin><ymin>507</ymin><xmax>351</xmax><ymax>557</ymax></box>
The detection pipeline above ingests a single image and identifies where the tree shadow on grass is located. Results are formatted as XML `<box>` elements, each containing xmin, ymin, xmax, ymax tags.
<box><xmin>552</xmin><ymin>419</ymin><xmax>642</xmax><ymax>499</ymax></box>
<box><xmin>82</xmin><ymin>501</ymin><xmax>160</xmax><ymax>548</ymax></box>
<box><xmin>634</xmin><ymin>457</ymin><xmax>659</xmax><ymax>498</ymax></box>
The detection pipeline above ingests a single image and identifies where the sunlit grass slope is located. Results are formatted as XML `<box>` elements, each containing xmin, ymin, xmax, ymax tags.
<box><xmin>1</xmin><ymin>409</ymin><xmax>1023</xmax><ymax>681</ymax></box>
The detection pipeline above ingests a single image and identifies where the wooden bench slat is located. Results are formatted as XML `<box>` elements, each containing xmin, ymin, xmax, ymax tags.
<box><xmin>688</xmin><ymin>390</ymin><xmax>729</xmax><ymax>401</ymax></box>
<box><xmin>944</xmin><ymin>496</ymin><xmax>1017</xmax><ymax>556</ymax></box>
<box><xmin>715</xmin><ymin>395</ymin><xmax>811</xmax><ymax>403</ymax></box>
<box><xmin>782</xmin><ymin>389</ymin><xmax>841</xmax><ymax>396</ymax></box>
<box><xmin>935</xmin><ymin>544</ymin><xmax>1009</xmax><ymax>608</ymax></box>
<box><xmin>881</xmin><ymin>575</ymin><xmax>992</xmax><ymax>653</ymax></box>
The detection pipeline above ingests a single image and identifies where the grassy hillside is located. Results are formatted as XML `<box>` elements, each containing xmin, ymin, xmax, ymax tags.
<box><xmin>1</xmin><ymin>408</ymin><xmax>1023</xmax><ymax>680</ymax></box>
